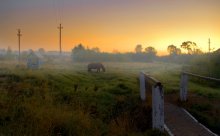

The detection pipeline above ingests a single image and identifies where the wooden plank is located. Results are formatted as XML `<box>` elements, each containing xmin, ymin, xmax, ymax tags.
<box><xmin>152</xmin><ymin>83</ymin><xmax>164</xmax><ymax>131</ymax></box>
<box><xmin>139</xmin><ymin>72</ymin><xmax>146</xmax><ymax>101</ymax></box>
<box><xmin>144</xmin><ymin>74</ymin><xmax>160</xmax><ymax>84</ymax></box>
<box><xmin>180</xmin><ymin>73</ymin><xmax>188</xmax><ymax>101</ymax></box>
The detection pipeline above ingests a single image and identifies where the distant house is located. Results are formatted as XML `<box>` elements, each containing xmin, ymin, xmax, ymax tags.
<box><xmin>27</xmin><ymin>51</ymin><xmax>43</xmax><ymax>69</ymax></box>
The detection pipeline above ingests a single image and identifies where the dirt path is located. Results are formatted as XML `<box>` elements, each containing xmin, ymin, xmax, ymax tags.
<box><xmin>165</xmin><ymin>103</ymin><xmax>216</xmax><ymax>136</ymax></box>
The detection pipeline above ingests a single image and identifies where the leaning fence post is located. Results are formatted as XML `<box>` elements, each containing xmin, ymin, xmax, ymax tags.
<box><xmin>139</xmin><ymin>72</ymin><xmax>146</xmax><ymax>101</ymax></box>
<box><xmin>152</xmin><ymin>83</ymin><xmax>164</xmax><ymax>132</ymax></box>
<box><xmin>180</xmin><ymin>73</ymin><xmax>188</xmax><ymax>101</ymax></box>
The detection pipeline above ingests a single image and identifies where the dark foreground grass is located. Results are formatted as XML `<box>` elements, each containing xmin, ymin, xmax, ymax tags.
<box><xmin>0</xmin><ymin>63</ymin><xmax>166</xmax><ymax>136</ymax></box>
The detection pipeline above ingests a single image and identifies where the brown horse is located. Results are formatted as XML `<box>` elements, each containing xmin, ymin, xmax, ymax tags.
<box><xmin>88</xmin><ymin>63</ymin><xmax>105</xmax><ymax>72</ymax></box>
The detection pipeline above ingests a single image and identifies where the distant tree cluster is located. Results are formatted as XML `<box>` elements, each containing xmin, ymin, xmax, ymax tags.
<box><xmin>180</xmin><ymin>41</ymin><xmax>203</xmax><ymax>54</ymax></box>
<box><xmin>158</xmin><ymin>41</ymin><xmax>207</xmax><ymax>64</ymax></box>
<box><xmin>135</xmin><ymin>44</ymin><xmax>157</xmax><ymax>56</ymax></box>
<box><xmin>167</xmin><ymin>45</ymin><xmax>181</xmax><ymax>55</ymax></box>
<box><xmin>71</xmin><ymin>44</ymin><xmax>157</xmax><ymax>62</ymax></box>
<box><xmin>0</xmin><ymin>47</ymin><xmax>47</xmax><ymax>61</ymax></box>
<box><xmin>167</xmin><ymin>41</ymin><xmax>203</xmax><ymax>56</ymax></box>
<box><xmin>189</xmin><ymin>52</ymin><xmax>220</xmax><ymax>78</ymax></box>
<box><xmin>0</xmin><ymin>47</ymin><xmax>15</xmax><ymax>60</ymax></box>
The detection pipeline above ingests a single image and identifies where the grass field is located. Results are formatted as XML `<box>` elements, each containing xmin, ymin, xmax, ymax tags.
<box><xmin>0</xmin><ymin>60</ymin><xmax>219</xmax><ymax>135</ymax></box>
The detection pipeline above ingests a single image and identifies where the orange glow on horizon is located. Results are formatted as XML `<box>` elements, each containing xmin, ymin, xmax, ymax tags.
<box><xmin>1</xmin><ymin>0</ymin><xmax>220</xmax><ymax>55</ymax></box>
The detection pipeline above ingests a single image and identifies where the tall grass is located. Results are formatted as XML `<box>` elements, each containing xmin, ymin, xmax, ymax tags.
<box><xmin>2</xmin><ymin>60</ymin><xmax>219</xmax><ymax>135</ymax></box>
<box><xmin>0</xmin><ymin>62</ymin><xmax>164</xmax><ymax>135</ymax></box>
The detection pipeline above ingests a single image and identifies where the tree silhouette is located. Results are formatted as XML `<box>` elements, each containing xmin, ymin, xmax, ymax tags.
<box><xmin>167</xmin><ymin>45</ymin><xmax>177</xmax><ymax>55</ymax></box>
<box><xmin>91</xmin><ymin>47</ymin><xmax>100</xmax><ymax>53</ymax></box>
<box><xmin>6</xmin><ymin>47</ymin><xmax>13</xmax><ymax>59</ymax></box>
<box><xmin>167</xmin><ymin>45</ymin><xmax>181</xmax><ymax>55</ymax></box>
<box><xmin>38</xmin><ymin>48</ymin><xmax>45</xmax><ymax>55</ymax></box>
<box><xmin>71</xmin><ymin>44</ymin><xmax>158</xmax><ymax>62</ymax></box>
<box><xmin>180</xmin><ymin>41</ymin><xmax>197</xmax><ymax>54</ymax></box>
<box><xmin>72</xmin><ymin>43</ymin><xmax>86</xmax><ymax>53</ymax></box>
<box><xmin>145</xmin><ymin>46</ymin><xmax>157</xmax><ymax>56</ymax></box>
<box><xmin>176</xmin><ymin>48</ymin><xmax>181</xmax><ymax>55</ymax></box>
<box><xmin>194</xmin><ymin>48</ymin><xmax>203</xmax><ymax>54</ymax></box>
<box><xmin>6</xmin><ymin>47</ymin><xmax>12</xmax><ymax>55</ymax></box>
<box><xmin>214</xmin><ymin>48</ymin><xmax>220</xmax><ymax>54</ymax></box>
<box><xmin>135</xmin><ymin>44</ymin><xmax>142</xmax><ymax>53</ymax></box>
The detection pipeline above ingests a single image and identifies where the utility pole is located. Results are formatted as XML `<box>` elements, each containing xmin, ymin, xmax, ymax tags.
<box><xmin>208</xmin><ymin>38</ymin><xmax>211</xmax><ymax>53</ymax></box>
<box><xmin>17</xmin><ymin>29</ymin><xmax>22</xmax><ymax>62</ymax></box>
<box><xmin>58</xmin><ymin>23</ymin><xmax>63</xmax><ymax>55</ymax></box>
<box><xmin>208</xmin><ymin>38</ymin><xmax>211</xmax><ymax>77</ymax></box>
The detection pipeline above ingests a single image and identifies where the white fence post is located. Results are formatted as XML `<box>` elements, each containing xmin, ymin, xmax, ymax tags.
<box><xmin>180</xmin><ymin>73</ymin><xmax>188</xmax><ymax>101</ymax></box>
<box><xmin>152</xmin><ymin>83</ymin><xmax>164</xmax><ymax>132</ymax></box>
<box><xmin>139</xmin><ymin>72</ymin><xmax>146</xmax><ymax>101</ymax></box>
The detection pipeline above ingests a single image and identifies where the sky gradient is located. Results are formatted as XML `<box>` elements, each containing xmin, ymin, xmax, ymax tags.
<box><xmin>1</xmin><ymin>0</ymin><xmax>220</xmax><ymax>55</ymax></box>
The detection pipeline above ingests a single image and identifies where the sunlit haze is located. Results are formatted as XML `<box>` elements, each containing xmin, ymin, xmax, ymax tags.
<box><xmin>1</xmin><ymin>0</ymin><xmax>220</xmax><ymax>55</ymax></box>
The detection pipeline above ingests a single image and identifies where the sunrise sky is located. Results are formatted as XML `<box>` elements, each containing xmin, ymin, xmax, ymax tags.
<box><xmin>1</xmin><ymin>0</ymin><xmax>220</xmax><ymax>55</ymax></box>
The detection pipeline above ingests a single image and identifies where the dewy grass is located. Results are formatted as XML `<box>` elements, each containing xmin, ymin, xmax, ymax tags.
<box><xmin>0</xmin><ymin>62</ymin><xmax>152</xmax><ymax>135</ymax></box>
<box><xmin>0</xmin><ymin>61</ymin><xmax>219</xmax><ymax>135</ymax></box>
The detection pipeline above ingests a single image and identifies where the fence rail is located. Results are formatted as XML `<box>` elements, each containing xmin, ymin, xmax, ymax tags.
<box><xmin>144</xmin><ymin>74</ymin><xmax>160</xmax><ymax>84</ymax></box>
<box><xmin>183</xmin><ymin>72</ymin><xmax>220</xmax><ymax>82</ymax></box>
<box><xmin>180</xmin><ymin>72</ymin><xmax>220</xmax><ymax>101</ymax></box>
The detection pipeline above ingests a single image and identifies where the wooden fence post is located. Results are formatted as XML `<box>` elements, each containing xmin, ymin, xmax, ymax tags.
<box><xmin>152</xmin><ymin>83</ymin><xmax>164</xmax><ymax>131</ymax></box>
<box><xmin>180</xmin><ymin>73</ymin><xmax>188</xmax><ymax>101</ymax></box>
<box><xmin>139</xmin><ymin>72</ymin><xmax>146</xmax><ymax>101</ymax></box>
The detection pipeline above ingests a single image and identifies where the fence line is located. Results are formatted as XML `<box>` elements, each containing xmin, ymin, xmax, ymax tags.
<box><xmin>180</xmin><ymin>72</ymin><xmax>220</xmax><ymax>101</ymax></box>
<box><xmin>183</xmin><ymin>72</ymin><xmax>220</xmax><ymax>82</ymax></box>
<box><xmin>139</xmin><ymin>72</ymin><xmax>164</xmax><ymax>132</ymax></box>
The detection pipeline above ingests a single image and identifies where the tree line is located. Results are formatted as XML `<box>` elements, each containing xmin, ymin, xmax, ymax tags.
<box><xmin>71</xmin><ymin>41</ymin><xmax>206</xmax><ymax>62</ymax></box>
<box><xmin>71</xmin><ymin>44</ymin><xmax>157</xmax><ymax>62</ymax></box>
<box><xmin>0</xmin><ymin>40</ymin><xmax>217</xmax><ymax>63</ymax></box>
<box><xmin>167</xmin><ymin>41</ymin><xmax>203</xmax><ymax>55</ymax></box>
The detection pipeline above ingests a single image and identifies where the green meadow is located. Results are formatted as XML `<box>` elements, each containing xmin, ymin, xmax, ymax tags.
<box><xmin>0</xmin><ymin>61</ymin><xmax>219</xmax><ymax>135</ymax></box>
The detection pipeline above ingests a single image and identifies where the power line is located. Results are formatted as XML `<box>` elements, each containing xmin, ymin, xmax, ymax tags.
<box><xmin>52</xmin><ymin>0</ymin><xmax>64</xmax><ymax>24</ymax></box>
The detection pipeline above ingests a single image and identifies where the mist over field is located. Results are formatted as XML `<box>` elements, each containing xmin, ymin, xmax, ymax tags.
<box><xmin>0</xmin><ymin>46</ymin><xmax>220</xmax><ymax>135</ymax></box>
<box><xmin>1</xmin><ymin>0</ymin><xmax>220</xmax><ymax>135</ymax></box>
